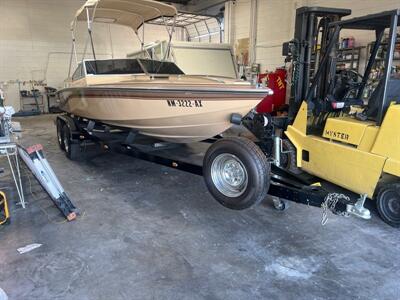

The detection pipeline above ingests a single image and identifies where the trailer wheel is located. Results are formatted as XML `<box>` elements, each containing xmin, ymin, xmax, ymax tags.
<box><xmin>56</xmin><ymin>119</ymin><xmax>65</xmax><ymax>151</ymax></box>
<box><xmin>203</xmin><ymin>137</ymin><xmax>270</xmax><ymax>210</ymax></box>
<box><xmin>62</xmin><ymin>124</ymin><xmax>80</xmax><ymax>160</ymax></box>
<box><xmin>280</xmin><ymin>139</ymin><xmax>302</xmax><ymax>175</ymax></box>
<box><xmin>376</xmin><ymin>183</ymin><xmax>400</xmax><ymax>227</ymax></box>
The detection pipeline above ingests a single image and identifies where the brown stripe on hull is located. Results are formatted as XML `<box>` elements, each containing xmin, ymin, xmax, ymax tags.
<box><xmin>59</xmin><ymin>86</ymin><xmax>269</xmax><ymax>100</ymax></box>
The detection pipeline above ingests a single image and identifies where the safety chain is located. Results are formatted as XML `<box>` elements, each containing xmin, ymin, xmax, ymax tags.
<box><xmin>321</xmin><ymin>193</ymin><xmax>350</xmax><ymax>226</ymax></box>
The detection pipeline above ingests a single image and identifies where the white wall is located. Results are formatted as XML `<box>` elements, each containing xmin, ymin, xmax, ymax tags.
<box><xmin>227</xmin><ymin>0</ymin><xmax>400</xmax><ymax>72</ymax></box>
<box><xmin>0</xmin><ymin>0</ymin><xmax>175</xmax><ymax>110</ymax></box>
<box><xmin>256</xmin><ymin>0</ymin><xmax>298</xmax><ymax>71</ymax></box>
<box><xmin>305</xmin><ymin>0</ymin><xmax>400</xmax><ymax>45</ymax></box>
<box><xmin>305</xmin><ymin>0</ymin><xmax>400</xmax><ymax>18</ymax></box>
<box><xmin>232</xmin><ymin>0</ymin><xmax>251</xmax><ymax>40</ymax></box>
<box><xmin>227</xmin><ymin>0</ymin><xmax>299</xmax><ymax>72</ymax></box>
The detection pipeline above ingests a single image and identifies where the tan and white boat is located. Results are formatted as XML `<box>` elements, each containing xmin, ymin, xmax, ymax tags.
<box><xmin>58</xmin><ymin>0</ymin><xmax>272</xmax><ymax>143</ymax></box>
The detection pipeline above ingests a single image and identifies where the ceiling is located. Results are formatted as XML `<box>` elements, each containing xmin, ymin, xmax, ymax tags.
<box><xmin>158</xmin><ymin>0</ymin><xmax>193</xmax><ymax>5</ymax></box>
<box><xmin>157</xmin><ymin>0</ymin><xmax>227</xmax><ymax>16</ymax></box>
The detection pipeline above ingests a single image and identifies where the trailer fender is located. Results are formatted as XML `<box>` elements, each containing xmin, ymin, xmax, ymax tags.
<box><xmin>56</xmin><ymin>115</ymin><xmax>79</xmax><ymax>134</ymax></box>
<box><xmin>57</xmin><ymin>115</ymin><xmax>77</xmax><ymax>131</ymax></box>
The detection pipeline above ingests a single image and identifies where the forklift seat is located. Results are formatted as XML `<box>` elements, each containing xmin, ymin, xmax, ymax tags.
<box><xmin>386</xmin><ymin>78</ymin><xmax>400</xmax><ymax>103</ymax></box>
<box><xmin>361</xmin><ymin>78</ymin><xmax>400</xmax><ymax>121</ymax></box>
<box><xmin>363</xmin><ymin>80</ymin><xmax>384</xmax><ymax>119</ymax></box>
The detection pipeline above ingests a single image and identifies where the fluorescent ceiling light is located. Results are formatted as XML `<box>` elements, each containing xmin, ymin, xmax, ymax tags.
<box><xmin>191</xmin><ymin>31</ymin><xmax>220</xmax><ymax>39</ymax></box>
<box><xmin>95</xmin><ymin>17</ymin><xmax>116</xmax><ymax>23</ymax></box>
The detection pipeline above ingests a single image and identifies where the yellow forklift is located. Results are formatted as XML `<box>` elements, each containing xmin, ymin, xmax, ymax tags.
<box><xmin>280</xmin><ymin>8</ymin><xmax>400</xmax><ymax>226</ymax></box>
<box><xmin>0</xmin><ymin>191</ymin><xmax>10</xmax><ymax>225</ymax></box>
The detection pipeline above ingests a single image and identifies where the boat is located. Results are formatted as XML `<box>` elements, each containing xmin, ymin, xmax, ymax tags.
<box><xmin>57</xmin><ymin>0</ymin><xmax>272</xmax><ymax>143</ymax></box>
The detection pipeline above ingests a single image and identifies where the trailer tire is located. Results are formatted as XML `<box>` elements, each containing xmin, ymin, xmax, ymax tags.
<box><xmin>280</xmin><ymin>139</ymin><xmax>302</xmax><ymax>175</ymax></box>
<box><xmin>376</xmin><ymin>183</ymin><xmax>400</xmax><ymax>227</ymax></box>
<box><xmin>203</xmin><ymin>137</ymin><xmax>270</xmax><ymax>210</ymax></box>
<box><xmin>56</xmin><ymin>119</ymin><xmax>65</xmax><ymax>151</ymax></box>
<box><xmin>62</xmin><ymin>124</ymin><xmax>80</xmax><ymax>160</ymax></box>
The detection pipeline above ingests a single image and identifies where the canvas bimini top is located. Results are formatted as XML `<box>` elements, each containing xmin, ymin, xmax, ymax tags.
<box><xmin>72</xmin><ymin>0</ymin><xmax>177</xmax><ymax>32</ymax></box>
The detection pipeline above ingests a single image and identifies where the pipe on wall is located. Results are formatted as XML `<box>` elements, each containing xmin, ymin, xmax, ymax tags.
<box><xmin>249</xmin><ymin>0</ymin><xmax>258</xmax><ymax>65</ymax></box>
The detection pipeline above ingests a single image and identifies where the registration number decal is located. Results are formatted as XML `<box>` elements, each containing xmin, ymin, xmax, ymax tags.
<box><xmin>166</xmin><ymin>99</ymin><xmax>203</xmax><ymax>107</ymax></box>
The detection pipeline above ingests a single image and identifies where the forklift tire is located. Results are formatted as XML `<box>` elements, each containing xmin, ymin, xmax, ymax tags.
<box><xmin>203</xmin><ymin>137</ymin><xmax>270</xmax><ymax>210</ymax></box>
<box><xmin>376</xmin><ymin>183</ymin><xmax>400</xmax><ymax>227</ymax></box>
<box><xmin>62</xmin><ymin>124</ymin><xmax>80</xmax><ymax>160</ymax></box>
<box><xmin>56</xmin><ymin>119</ymin><xmax>65</xmax><ymax>151</ymax></box>
<box><xmin>280</xmin><ymin>139</ymin><xmax>302</xmax><ymax>175</ymax></box>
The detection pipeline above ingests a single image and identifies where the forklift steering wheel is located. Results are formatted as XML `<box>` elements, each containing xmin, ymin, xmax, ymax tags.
<box><xmin>338</xmin><ymin>69</ymin><xmax>363</xmax><ymax>87</ymax></box>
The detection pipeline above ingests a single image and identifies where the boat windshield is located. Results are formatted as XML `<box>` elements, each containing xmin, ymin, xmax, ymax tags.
<box><xmin>139</xmin><ymin>59</ymin><xmax>184</xmax><ymax>75</ymax></box>
<box><xmin>84</xmin><ymin>59</ymin><xmax>184</xmax><ymax>76</ymax></box>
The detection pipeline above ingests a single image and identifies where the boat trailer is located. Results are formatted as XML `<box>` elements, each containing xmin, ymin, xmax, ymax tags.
<box><xmin>56</xmin><ymin>114</ymin><xmax>362</xmax><ymax>224</ymax></box>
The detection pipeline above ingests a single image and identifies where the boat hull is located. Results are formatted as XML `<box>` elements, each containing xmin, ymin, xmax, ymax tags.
<box><xmin>58</xmin><ymin>87</ymin><xmax>266</xmax><ymax>143</ymax></box>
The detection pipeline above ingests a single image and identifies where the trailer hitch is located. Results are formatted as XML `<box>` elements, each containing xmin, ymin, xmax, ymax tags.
<box><xmin>346</xmin><ymin>194</ymin><xmax>371</xmax><ymax>220</ymax></box>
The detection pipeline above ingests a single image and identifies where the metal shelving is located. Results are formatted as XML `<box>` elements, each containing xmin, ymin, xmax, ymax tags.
<box><xmin>336</xmin><ymin>46</ymin><xmax>364</xmax><ymax>72</ymax></box>
<box><xmin>366</xmin><ymin>40</ymin><xmax>400</xmax><ymax>68</ymax></box>
<box><xmin>18</xmin><ymin>89</ymin><xmax>44</xmax><ymax>115</ymax></box>
<box><xmin>309</xmin><ymin>46</ymin><xmax>364</xmax><ymax>77</ymax></box>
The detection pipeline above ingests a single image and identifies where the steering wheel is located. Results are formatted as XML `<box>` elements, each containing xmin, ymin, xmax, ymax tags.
<box><xmin>329</xmin><ymin>69</ymin><xmax>364</xmax><ymax>106</ymax></box>
<box><xmin>338</xmin><ymin>69</ymin><xmax>363</xmax><ymax>88</ymax></box>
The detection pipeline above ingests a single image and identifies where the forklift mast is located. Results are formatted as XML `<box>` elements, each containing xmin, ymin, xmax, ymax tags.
<box><xmin>285</xmin><ymin>7</ymin><xmax>351</xmax><ymax>121</ymax></box>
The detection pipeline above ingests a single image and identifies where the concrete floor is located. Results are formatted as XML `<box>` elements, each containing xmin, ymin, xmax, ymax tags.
<box><xmin>0</xmin><ymin>115</ymin><xmax>399</xmax><ymax>300</ymax></box>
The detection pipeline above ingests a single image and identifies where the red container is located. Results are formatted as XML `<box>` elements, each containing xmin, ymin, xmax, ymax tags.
<box><xmin>256</xmin><ymin>68</ymin><xmax>287</xmax><ymax>114</ymax></box>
